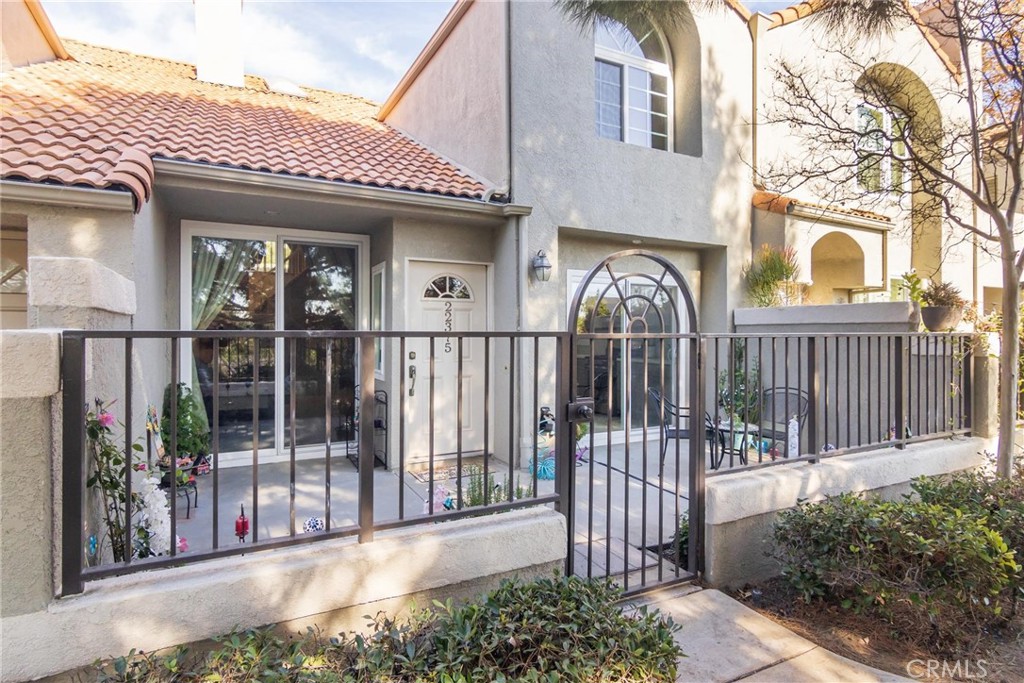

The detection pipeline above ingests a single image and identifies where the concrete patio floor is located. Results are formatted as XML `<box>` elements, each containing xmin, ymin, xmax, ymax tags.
<box><xmin>164</xmin><ymin>435</ymin><xmax>722</xmax><ymax>583</ymax></box>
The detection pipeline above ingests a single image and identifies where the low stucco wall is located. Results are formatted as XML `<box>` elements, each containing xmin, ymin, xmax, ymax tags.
<box><xmin>704</xmin><ymin>436</ymin><xmax>991</xmax><ymax>589</ymax></box>
<box><xmin>2</xmin><ymin>507</ymin><xmax>566</xmax><ymax>682</ymax></box>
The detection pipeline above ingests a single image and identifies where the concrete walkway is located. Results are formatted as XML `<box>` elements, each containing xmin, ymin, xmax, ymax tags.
<box><xmin>633</xmin><ymin>587</ymin><xmax>911</xmax><ymax>683</ymax></box>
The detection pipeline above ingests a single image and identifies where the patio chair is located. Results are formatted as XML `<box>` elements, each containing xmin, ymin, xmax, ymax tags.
<box><xmin>755</xmin><ymin>387</ymin><xmax>810</xmax><ymax>457</ymax></box>
<box><xmin>647</xmin><ymin>388</ymin><xmax>725</xmax><ymax>468</ymax></box>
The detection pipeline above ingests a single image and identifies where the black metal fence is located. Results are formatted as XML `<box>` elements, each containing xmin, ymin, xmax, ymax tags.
<box><xmin>705</xmin><ymin>333</ymin><xmax>974</xmax><ymax>473</ymax></box>
<box><xmin>61</xmin><ymin>330</ymin><xmax>565</xmax><ymax>595</ymax></box>
<box><xmin>60</xmin><ymin>329</ymin><xmax>976</xmax><ymax>594</ymax></box>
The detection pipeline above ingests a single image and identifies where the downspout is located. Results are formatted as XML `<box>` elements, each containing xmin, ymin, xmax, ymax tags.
<box><xmin>507</xmin><ymin>0</ymin><xmax>521</xmax><ymax>334</ymax></box>
<box><xmin>748</xmin><ymin>14</ymin><xmax>767</xmax><ymax>188</ymax></box>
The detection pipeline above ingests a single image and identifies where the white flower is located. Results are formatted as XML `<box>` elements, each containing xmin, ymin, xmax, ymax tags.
<box><xmin>137</xmin><ymin>474</ymin><xmax>172</xmax><ymax>556</ymax></box>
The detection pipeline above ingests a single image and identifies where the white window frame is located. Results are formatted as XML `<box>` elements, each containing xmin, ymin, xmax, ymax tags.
<box><xmin>595</xmin><ymin>23</ymin><xmax>673</xmax><ymax>151</ymax></box>
<box><xmin>180</xmin><ymin>220</ymin><xmax>370</xmax><ymax>464</ymax></box>
<box><xmin>854</xmin><ymin>102</ymin><xmax>910</xmax><ymax>197</ymax></box>
<box><xmin>371</xmin><ymin>262</ymin><xmax>385</xmax><ymax>379</ymax></box>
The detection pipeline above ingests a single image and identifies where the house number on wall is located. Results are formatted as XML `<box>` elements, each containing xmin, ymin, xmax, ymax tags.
<box><xmin>444</xmin><ymin>301</ymin><xmax>453</xmax><ymax>353</ymax></box>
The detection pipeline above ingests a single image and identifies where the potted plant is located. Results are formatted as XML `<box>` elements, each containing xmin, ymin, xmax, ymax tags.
<box><xmin>919</xmin><ymin>280</ymin><xmax>966</xmax><ymax>331</ymax></box>
<box><xmin>161</xmin><ymin>383</ymin><xmax>211</xmax><ymax>476</ymax></box>
<box><xmin>743</xmin><ymin>245</ymin><xmax>802</xmax><ymax>307</ymax></box>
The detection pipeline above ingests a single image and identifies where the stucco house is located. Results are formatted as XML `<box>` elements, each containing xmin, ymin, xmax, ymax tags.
<box><xmin>1</xmin><ymin>0</ymin><xmax>1001</xmax><ymax>454</ymax></box>
<box><xmin>381</xmin><ymin>0</ymin><xmax>1005</xmax><ymax>315</ymax></box>
<box><xmin>0</xmin><ymin>0</ymin><xmax>1010</xmax><ymax>679</ymax></box>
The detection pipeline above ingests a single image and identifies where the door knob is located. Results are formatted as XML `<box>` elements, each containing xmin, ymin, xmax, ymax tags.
<box><xmin>409</xmin><ymin>364</ymin><xmax>417</xmax><ymax>396</ymax></box>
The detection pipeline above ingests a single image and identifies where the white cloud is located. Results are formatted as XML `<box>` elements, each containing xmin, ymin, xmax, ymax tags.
<box><xmin>39</xmin><ymin>0</ymin><xmax>454</xmax><ymax>101</ymax></box>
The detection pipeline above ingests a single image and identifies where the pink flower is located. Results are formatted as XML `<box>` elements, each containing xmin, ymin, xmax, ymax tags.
<box><xmin>98</xmin><ymin>412</ymin><xmax>115</xmax><ymax>428</ymax></box>
<box><xmin>177</xmin><ymin>537</ymin><xmax>189</xmax><ymax>553</ymax></box>
<box><xmin>133</xmin><ymin>463</ymin><xmax>147</xmax><ymax>472</ymax></box>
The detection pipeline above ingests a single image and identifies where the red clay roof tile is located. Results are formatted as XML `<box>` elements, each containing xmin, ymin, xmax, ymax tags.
<box><xmin>1</xmin><ymin>40</ymin><xmax>489</xmax><ymax>211</ymax></box>
<box><xmin>752</xmin><ymin>190</ymin><xmax>892</xmax><ymax>223</ymax></box>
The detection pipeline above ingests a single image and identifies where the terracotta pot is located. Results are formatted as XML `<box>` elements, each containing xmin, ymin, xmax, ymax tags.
<box><xmin>920</xmin><ymin>306</ymin><xmax>963</xmax><ymax>332</ymax></box>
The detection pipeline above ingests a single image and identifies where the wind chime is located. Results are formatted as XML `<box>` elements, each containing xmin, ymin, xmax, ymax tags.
<box><xmin>235</xmin><ymin>504</ymin><xmax>249</xmax><ymax>542</ymax></box>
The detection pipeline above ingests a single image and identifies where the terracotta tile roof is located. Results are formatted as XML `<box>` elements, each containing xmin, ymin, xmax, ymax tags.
<box><xmin>764</xmin><ymin>0</ymin><xmax>823</xmax><ymax>28</ymax></box>
<box><xmin>752</xmin><ymin>190</ymin><xmax>892</xmax><ymax>223</ymax></box>
<box><xmin>1</xmin><ymin>40</ymin><xmax>488</xmax><ymax>211</ymax></box>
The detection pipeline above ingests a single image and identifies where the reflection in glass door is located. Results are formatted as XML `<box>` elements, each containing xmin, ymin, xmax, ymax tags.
<box><xmin>571</xmin><ymin>275</ymin><xmax>679</xmax><ymax>436</ymax></box>
<box><xmin>189</xmin><ymin>231</ymin><xmax>361</xmax><ymax>459</ymax></box>
<box><xmin>282</xmin><ymin>242</ymin><xmax>357</xmax><ymax>449</ymax></box>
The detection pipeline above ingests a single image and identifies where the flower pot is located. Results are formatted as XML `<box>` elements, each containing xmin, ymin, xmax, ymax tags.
<box><xmin>920</xmin><ymin>306</ymin><xmax>962</xmax><ymax>332</ymax></box>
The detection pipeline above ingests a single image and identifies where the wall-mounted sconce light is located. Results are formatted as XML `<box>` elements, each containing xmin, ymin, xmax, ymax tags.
<box><xmin>531</xmin><ymin>250</ymin><xmax>552</xmax><ymax>282</ymax></box>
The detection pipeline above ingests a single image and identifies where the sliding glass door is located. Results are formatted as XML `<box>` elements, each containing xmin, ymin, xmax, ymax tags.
<box><xmin>184</xmin><ymin>223</ymin><xmax>367</xmax><ymax>460</ymax></box>
<box><xmin>282</xmin><ymin>241</ymin><xmax>357</xmax><ymax>449</ymax></box>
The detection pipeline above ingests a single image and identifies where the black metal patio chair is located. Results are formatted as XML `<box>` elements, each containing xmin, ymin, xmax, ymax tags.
<box><xmin>647</xmin><ymin>388</ymin><xmax>726</xmax><ymax>468</ymax></box>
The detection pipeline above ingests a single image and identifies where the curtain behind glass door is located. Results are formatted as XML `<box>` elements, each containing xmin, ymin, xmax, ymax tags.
<box><xmin>191</xmin><ymin>236</ymin><xmax>276</xmax><ymax>454</ymax></box>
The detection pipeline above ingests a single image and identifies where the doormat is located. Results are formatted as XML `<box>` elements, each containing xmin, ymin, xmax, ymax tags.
<box><xmin>407</xmin><ymin>454</ymin><xmax>494</xmax><ymax>484</ymax></box>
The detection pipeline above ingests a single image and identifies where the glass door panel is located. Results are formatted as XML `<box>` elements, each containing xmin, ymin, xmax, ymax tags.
<box><xmin>627</xmin><ymin>284</ymin><xmax>678</xmax><ymax>429</ymax></box>
<box><xmin>573</xmin><ymin>279</ymin><xmax>624</xmax><ymax>434</ymax></box>
<box><xmin>191</xmin><ymin>236</ymin><xmax>276</xmax><ymax>454</ymax></box>
<box><xmin>282</xmin><ymin>242</ymin><xmax>357</xmax><ymax>449</ymax></box>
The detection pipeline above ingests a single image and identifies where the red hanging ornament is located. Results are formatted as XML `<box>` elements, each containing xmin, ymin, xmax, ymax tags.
<box><xmin>235</xmin><ymin>504</ymin><xmax>249</xmax><ymax>542</ymax></box>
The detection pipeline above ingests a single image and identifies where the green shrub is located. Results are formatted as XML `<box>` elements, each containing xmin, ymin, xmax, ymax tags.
<box><xmin>911</xmin><ymin>464</ymin><xmax>1024</xmax><ymax>605</ymax></box>
<box><xmin>773</xmin><ymin>492</ymin><xmax>1019</xmax><ymax>648</ymax></box>
<box><xmin>462</xmin><ymin>466</ymin><xmax>528</xmax><ymax>508</ymax></box>
<box><xmin>93</xmin><ymin>575</ymin><xmax>682</xmax><ymax>682</ymax></box>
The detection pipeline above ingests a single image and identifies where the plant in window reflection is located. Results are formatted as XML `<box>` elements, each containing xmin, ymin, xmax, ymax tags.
<box><xmin>86</xmin><ymin>399</ymin><xmax>180</xmax><ymax>562</ymax></box>
<box><xmin>578</xmin><ymin>296</ymin><xmax>612</xmax><ymax>333</ymax></box>
<box><xmin>717</xmin><ymin>341</ymin><xmax>761</xmax><ymax>426</ymax></box>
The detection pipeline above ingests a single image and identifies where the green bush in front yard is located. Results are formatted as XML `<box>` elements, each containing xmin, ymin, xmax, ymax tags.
<box><xmin>910</xmin><ymin>462</ymin><xmax>1024</xmax><ymax>608</ymax></box>
<box><xmin>773</xmin><ymin>491</ymin><xmax>1019</xmax><ymax>649</ymax></box>
<box><xmin>93</xmin><ymin>574</ymin><xmax>682</xmax><ymax>682</ymax></box>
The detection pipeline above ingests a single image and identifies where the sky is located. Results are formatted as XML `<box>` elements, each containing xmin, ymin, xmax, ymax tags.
<box><xmin>40</xmin><ymin>0</ymin><xmax>798</xmax><ymax>103</ymax></box>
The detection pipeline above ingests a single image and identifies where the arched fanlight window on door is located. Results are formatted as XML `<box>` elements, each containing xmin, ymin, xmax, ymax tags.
<box><xmin>422</xmin><ymin>274</ymin><xmax>474</xmax><ymax>301</ymax></box>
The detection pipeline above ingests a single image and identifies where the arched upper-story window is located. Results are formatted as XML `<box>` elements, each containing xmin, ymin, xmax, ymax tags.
<box><xmin>594</xmin><ymin>17</ymin><xmax>671</xmax><ymax>151</ymax></box>
<box><xmin>855</xmin><ymin>102</ymin><xmax>910</xmax><ymax>194</ymax></box>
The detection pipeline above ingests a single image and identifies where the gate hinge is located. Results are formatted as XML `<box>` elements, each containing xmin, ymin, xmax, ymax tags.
<box><xmin>566</xmin><ymin>399</ymin><xmax>594</xmax><ymax>423</ymax></box>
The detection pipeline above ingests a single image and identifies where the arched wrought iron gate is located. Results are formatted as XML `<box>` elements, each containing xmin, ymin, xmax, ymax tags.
<box><xmin>559</xmin><ymin>250</ymin><xmax>703</xmax><ymax>593</ymax></box>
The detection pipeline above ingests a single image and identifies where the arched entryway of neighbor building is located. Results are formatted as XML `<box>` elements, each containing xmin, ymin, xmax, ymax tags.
<box><xmin>808</xmin><ymin>232</ymin><xmax>867</xmax><ymax>304</ymax></box>
<box><xmin>857</xmin><ymin>63</ymin><xmax>944</xmax><ymax>280</ymax></box>
<box><xmin>562</xmin><ymin>249</ymin><xmax>702</xmax><ymax>595</ymax></box>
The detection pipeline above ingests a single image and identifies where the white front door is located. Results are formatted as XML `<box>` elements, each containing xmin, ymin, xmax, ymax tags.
<box><xmin>405</xmin><ymin>261</ymin><xmax>489</xmax><ymax>461</ymax></box>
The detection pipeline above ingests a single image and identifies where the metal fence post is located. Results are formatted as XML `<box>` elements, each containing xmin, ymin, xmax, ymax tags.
<box><xmin>895</xmin><ymin>336</ymin><xmax>906</xmax><ymax>450</ymax></box>
<box><xmin>962</xmin><ymin>335</ymin><xmax>973</xmax><ymax>432</ymax></box>
<box><xmin>555</xmin><ymin>333</ymin><xmax>575</xmax><ymax>576</ymax></box>
<box><xmin>806</xmin><ymin>336</ymin><xmax>819</xmax><ymax>457</ymax></box>
<box><xmin>689</xmin><ymin>336</ymin><xmax>705</xmax><ymax>575</ymax></box>
<box><xmin>358</xmin><ymin>335</ymin><xmax>376</xmax><ymax>542</ymax></box>
<box><xmin>60</xmin><ymin>334</ymin><xmax>86</xmax><ymax>596</ymax></box>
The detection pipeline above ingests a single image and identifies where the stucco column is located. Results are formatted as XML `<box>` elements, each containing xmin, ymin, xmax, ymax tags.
<box><xmin>0</xmin><ymin>331</ymin><xmax>61</xmax><ymax>617</ymax></box>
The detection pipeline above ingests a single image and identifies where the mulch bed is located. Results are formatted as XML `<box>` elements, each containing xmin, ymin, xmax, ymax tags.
<box><xmin>731</xmin><ymin>578</ymin><xmax>1023</xmax><ymax>683</ymax></box>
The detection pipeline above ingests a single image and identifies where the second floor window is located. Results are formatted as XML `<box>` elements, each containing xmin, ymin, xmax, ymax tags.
<box><xmin>595</xmin><ymin>17</ymin><xmax>671</xmax><ymax>151</ymax></box>
<box><xmin>855</xmin><ymin>104</ymin><xmax>909</xmax><ymax>194</ymax></box>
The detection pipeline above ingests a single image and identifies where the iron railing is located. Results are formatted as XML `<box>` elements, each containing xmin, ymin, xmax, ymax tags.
<box><xmin>59</xmin><ymin>329</ymin><xmax>976</xmax><ymax>593</ymax></box>
<box><xmin>60</xmin><ymin>330</ymin><xmax>566</xmax><ymax>595</ymax></box>
<box><xmin>704</xmin><ymin>333</ymin><xmax>974</xmax><ymax>474</ymax></box>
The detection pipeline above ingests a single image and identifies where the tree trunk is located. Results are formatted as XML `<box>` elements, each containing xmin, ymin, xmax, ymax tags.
<box><xmin>996</xmin><ymin>247</ymin><xmax>1021</xmax><ymax>479</ymax></box>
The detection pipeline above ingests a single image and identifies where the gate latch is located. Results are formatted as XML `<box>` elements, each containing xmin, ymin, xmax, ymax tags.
<box><xmin>566</xmin><ymin>399</ymin><xmax>594</xmax><ymax>423</ymax></box>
